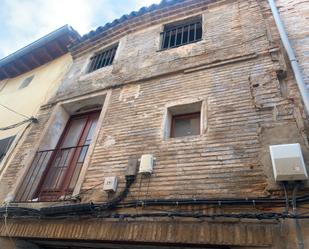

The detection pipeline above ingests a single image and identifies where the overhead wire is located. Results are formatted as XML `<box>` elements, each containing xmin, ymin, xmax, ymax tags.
<box><xmin>0</xmin><ymin>103</ymin><xmax>38</xmax><ymax>131</ymax></box>
<box><xmin>3</xmin><ymin>203</ymin><xmax>16</xmax><ymax>248</ymax></box>
<box><xmin>1</xmin><ymin>169</ymin><xmax>308</xmax><ymax>222</ymax></box>
<box><xmin>0</xmin><ymin>103</ymin><xmax>30</xmax><ymax>119</ymax></box>
<box><xmin>0</xmin><ymin>117</ymin><xmax>37</xmax><ymax>131</ymax></box>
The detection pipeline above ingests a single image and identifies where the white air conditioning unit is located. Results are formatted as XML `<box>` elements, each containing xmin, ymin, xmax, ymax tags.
<box><xmin>139</xmin><ymin>154</ymin><xmax>154</xmax><ymax>174</ymax></box>
<box><xmin>269</xmin><ymin>143</ymin><xmax>308</xmax><ymax>181</ymax></box>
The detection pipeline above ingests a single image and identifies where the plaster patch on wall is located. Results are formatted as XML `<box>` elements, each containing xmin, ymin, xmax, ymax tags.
<box><xmin>103</xmin><ymin>136</ymin><xmax>116</xmax><ymax>148</ymax></box>
<box><xmin>119</xmin><ymin>84</ymin><xmax>140</xmax><ymax>102</ymax></box>
<box><xmin>248</xmin><ymin>72</ymin><xmax>280</xmax><ymax>109</ymax></box>
<box><xmin>0</xmin><ymin>179</ymin><xmax>10</xmax><ymax>203</ymax></box>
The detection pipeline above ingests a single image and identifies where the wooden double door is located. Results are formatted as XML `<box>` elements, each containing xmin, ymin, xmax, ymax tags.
<box><xmin>37</xmin><ymin>111</ymin><xmax>99</xmax><ymax>201</ymax></box>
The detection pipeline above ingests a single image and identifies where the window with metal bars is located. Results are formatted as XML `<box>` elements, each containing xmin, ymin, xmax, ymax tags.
<box><xmin>15</xmin><ymin>111</ymin><xmax>100</xmax><ymax>202</ymax></box>
<box><xmin>88</xmin><ymin>44</ymin><xmax>118</xmax><ymax>73</ymax></box>
<box><xmin>160</xmin><ymin>16</ymin><xmax>202</xmax><ymax>50</ymax></box>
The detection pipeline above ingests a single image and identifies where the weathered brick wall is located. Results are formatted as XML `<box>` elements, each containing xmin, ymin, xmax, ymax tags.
<box><xmin>51</xmin><ymin>0</ymin><xmax>271</xmax><ymax>103</ymax></box>
<box><xmin>2</xmin><ymin>0</ymin><xmax>308</xmax><ymax>203</ymax></box>
<box><xmin>1</xmin><ymin>0</ymin><xmax>309</xmax><ymax>248</ymax></box>
<box><xmin>82</xmin><ymin>54</ymin><xmax>308</xmax><ymax>202</ymax></box>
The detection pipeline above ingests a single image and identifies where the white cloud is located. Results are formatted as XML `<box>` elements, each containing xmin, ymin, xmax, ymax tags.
<box><xmin>0</xmin><ymin>0</ymin><xmax>99</xmax><ymax>57</ymax></box>
<box><xmin>0</xmin><ymin>0</ymin><xmax>162</xmax><ymax>58</ymax></box>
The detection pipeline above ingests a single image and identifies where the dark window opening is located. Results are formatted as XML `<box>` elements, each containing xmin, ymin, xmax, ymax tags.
<box><xmin>0</xmin><ymin>136</ymin><xmax>15</xmax><ymax>162</ymax></box>
<box><xmin>171</xmin><ymin>112</ymin><xmax>200</xmax><ymax>138</ymax></box>
<box><xmin>15</xmin><ymin>111</ymin><xmax>100</xmax><ymax>202</ymax></box>
<box><xmin>160</xmin><ymin>16</ymin><xmax>202</xmax><ymax>50</ymax></box>
<box><xmin>88</xmin><ymin>44</ymin><xmax>118</xmax><ymax>73</ymax></box>
<box><xmin>19</xmin><ymin>75</ymin><xmax>34</xmax><ymax>89</ymax></box>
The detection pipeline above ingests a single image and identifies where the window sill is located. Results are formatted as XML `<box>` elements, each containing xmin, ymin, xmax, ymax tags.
<box><xmin>156</xmin><ymin>39</ymin><xmax>202</xmax><ymax>52</ymax></box>
<box><xmin>164</xmin><ymin>134</ymin><xmax>203</xmax><ymax>142</ymax></box>
<box><xmin>79</xmin><ymin>64</ymin><xmax>113</xmax><ymax>81</ymax></box>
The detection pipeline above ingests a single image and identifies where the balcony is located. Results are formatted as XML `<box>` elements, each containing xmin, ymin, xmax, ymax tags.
<box><xmin>15</xmin><ymin>145</ymin><xmax>89</xmax><ymax>202</ymax></box>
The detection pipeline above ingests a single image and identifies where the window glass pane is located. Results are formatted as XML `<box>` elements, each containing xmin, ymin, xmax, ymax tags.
<box><xmin>189</xmin><ymin>24</ymin><xmax>195</xmax><ymax>42</ymax></box>
<box><xmin>61</xmin><ymin>118</ymin><xmax>87</xmax><ymax>148</ymax></box>
<box><xmin>170</xmin><ymin>29</ymin><xmax>176</xmax><ymax>47</ymax></box>
<box><xmin>176</xmin><ymin>28</ymin><xmax>182</xmax><ymax>46</ymax></box>
<box><xmin>196</xmin><ymin>22</ymin><xmax>202</xmax><ymax>40</ymax></box>
<box><xmin>84</xmin><ymin>118</ymin><xmax>98</xmax><ymax>145</ymax></box>
<box><xmin>190</xmin><ymin>116</ymin><xmax>200</xmax><ymax>135</ymax></box>
<box><xmin>182</xmin><ymin>26</ymin><xmax>189</xmax><ymax>44</ymax></box>
<box><xmin>172</xmin><ymin>113</ymin><xmax>200</xmax><ymax>137</ymax></box>
<box><xmin>163</xmin><ymin>31</ymin><xmax>170</xmax><ymax>49</ymax></box>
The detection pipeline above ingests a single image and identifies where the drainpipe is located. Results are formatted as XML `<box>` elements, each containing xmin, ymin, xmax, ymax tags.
<box><xmin>268</xmin><ymin>0</ymin><xmax>309</xmax><ymax>115</ymax></box>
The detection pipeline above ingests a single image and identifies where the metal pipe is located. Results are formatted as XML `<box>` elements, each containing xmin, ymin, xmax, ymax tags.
<box><xmin>268</xmin><ymin>0</ymin><xmax>309</xmax><ymax>115</ymax></box>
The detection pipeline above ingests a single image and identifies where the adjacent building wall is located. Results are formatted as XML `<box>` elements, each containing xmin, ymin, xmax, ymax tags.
<box><xmin>0</xmin><ymin>53</ymin><xmax>72</xmax><ymax>199</ymax></box>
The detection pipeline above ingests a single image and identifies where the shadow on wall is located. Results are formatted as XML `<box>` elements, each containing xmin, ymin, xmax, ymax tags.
<box><xmin>0</xmin><ymin>179</ymin><xmax>10</xmax><ymax>203</ymax></box>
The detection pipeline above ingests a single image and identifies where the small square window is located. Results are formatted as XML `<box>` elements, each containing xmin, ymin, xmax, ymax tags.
<box><xmin>88</xmin><ymin>44</ymin><xmax>118</xmax><ymax>73</ymax></box>
<box><xmin>160</xmin><ymin>16</ymin><xmax>202</xmax><ymax>50</ymax></box>
<box><xmin>163</xmin><ymin>100</ymin><xmax>207</xmax><ymax>140</ymax></box>
<box><xmin>19</xmin><ymin>75</ymin><xmax>34</xmax><ymax>89</ymax></box>
<box><xmin>171</xmin><ymin>112</ymin><xmax>200</xmax><ymax>138</ymax></box>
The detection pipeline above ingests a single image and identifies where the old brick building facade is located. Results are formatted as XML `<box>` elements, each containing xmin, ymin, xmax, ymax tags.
<box><xmin>0</xmin><ymin>0</ymin><xmax>308</xmax><ymax>248</ymax></box>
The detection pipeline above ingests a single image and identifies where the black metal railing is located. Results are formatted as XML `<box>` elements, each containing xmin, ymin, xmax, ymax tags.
<box><xmin>15</xmin><ymin>145</ymin><xmax>89</xmax><ymax>202</ymax></box>
<box><xmin>160</xmin><ymin>20</ymin><xmax>202</xmax><ymax>50</ymax></box>
<box><xmin>88</xmin><ymin>44</ymin><xmax>118</xmax><ymax>73</ymax></box>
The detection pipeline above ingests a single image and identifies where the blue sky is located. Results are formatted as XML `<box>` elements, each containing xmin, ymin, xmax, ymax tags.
<box><xmin>0</xmin><ymin>0</ymin><xmax>161</xmax><ymax>58</ymax></box>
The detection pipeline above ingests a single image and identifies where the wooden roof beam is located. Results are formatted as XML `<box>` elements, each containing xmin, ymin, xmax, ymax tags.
<box><xmin>1</xmin><ymin>67</ymin><xmax>11</xmax><ymax>78</ymax></box>
<box><xmin>9</xmin><ymin>63</ymin><xmax>21</xmax><ymax>75</ymax></box>
<box><xmin>53</xmin><ymin>40</ymin><xmax>64</xmax><ymax>54</ymax></box>
<box><xmin>42</xmin><ymin>47</ymin><xmax>54</xmax><ymax>60</ymax></box>
<box><xmin>17</xmin><ymin>58</ymin><xmax>31</xmax><ymax>71</ymax></box>
<box><xmin>56</xmin><ymin>39</ymin><xmax>66</xmax><ymax>52</ymax></box>
<box><xmin>29</xmin><ymin>54</ymin><xmax>41</xmax><ymax>67</ymax></box>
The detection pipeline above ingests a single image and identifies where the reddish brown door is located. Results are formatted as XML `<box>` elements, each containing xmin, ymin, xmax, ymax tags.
<box><xmin>37</xmin><ymin>111</ymin><xmax>99</xmax><ymax>201</ymax></box>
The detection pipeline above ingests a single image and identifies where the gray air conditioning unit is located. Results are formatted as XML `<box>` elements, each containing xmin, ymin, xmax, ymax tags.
<box><xmin>269</xmin><ymin>143</ymin><xmax>308</xmax><ymax>181</ymax></box>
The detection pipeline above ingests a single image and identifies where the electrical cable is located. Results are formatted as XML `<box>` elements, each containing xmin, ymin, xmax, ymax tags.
<box><xmin>0</xmin><ymin>103</ymin><xmax>30</xmax><ymax>119</ymax></box>
<box><xmin>282</xmin><ymin>181</ymin><xmax>289</xmax><ymax>214</ymax></box>
<box><xmin>103</xmin><ymin>211</ymin><xmax>309</xmax><ymax>220</ymax></box>
<box><xmin>1</xmin><ymin>194</ymin><xmax>309</xmax><ymax>219</ymax></box>
<box><xmin>113</xmin><ymin>194</ymin><xmax>309</xmax><ymax>209</ymax></box>
<box><xmin>1</xmin><ymin>176</ymin><xmax>309</xmax><ymax>222</ymax></box>
<box><xmin>292</xmin><ymin>182</ymin><xmax>305</xmax><ymax>249</ymax></box>
<box><xmin>2</xmin><ymin>206</ymin><xmax>309</xmax><ymax>221</ymax></box>
<box><xmin>0</xmin><ymin>117</ymin><xmax>37</xmax><ymax>131</ymax></box>
<box><xmin>69</xmin><ymin>180</ymin><xmax>106</xmax><ymax>201</ymax></box>
<box><xmin>3</xmin><ymin>203</ymin><xmax>16</xmax><ymax>248</ymax></box>
<box><xmin>102</xmin><ymin>175</ymin><xmax>136</xmax><ymax>210</ymax></box>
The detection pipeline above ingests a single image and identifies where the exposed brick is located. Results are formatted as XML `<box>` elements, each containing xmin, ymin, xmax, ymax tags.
<box><xmin>1</xmin><ymin>0</ymin><xmax>309</xmax><ymax>248</ymax></box>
